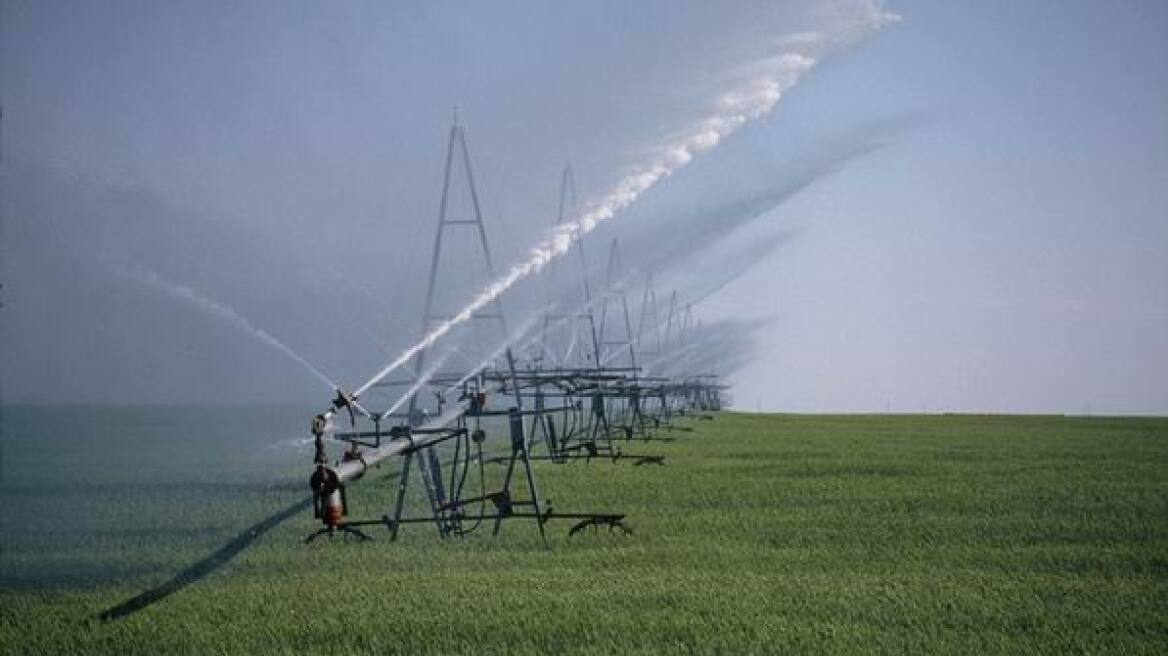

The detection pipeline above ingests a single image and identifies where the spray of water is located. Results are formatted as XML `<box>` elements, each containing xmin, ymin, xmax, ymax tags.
<box><xmin>440</xmin><ymin>313</ymin><xmax>542</xmax><ymax>395</ymax></box>
<box><xmin>640</xmin><ymin>341</ymin><xmax>702</xmax><ymax>375</ymax></box>
<box><xmin>520</xmin><ymin>294</ymin><xmax>608</xmax><ymax>369</ymax></box>
<box><xmin>379</xmin><ymin>350</ymin><xmax>453</xmax><ymax>419</ymax></box>
<box><xmin>372</xmin><ymin>312</ymin><xmax>545</xmax><ymax>419</ymax></box>
<box><xmin>351</xmin><ymin>7</ymin><xmax>896</xmax><ymax>399</ymax></box>
<box><xmin>561</xmin><ymin>325</ymin><xmax>582</xmax><ymax>366</ymax></box>
<box><xmin>126</xmin><ymin>266</ymin><xmax>340</xmax><ymax>392</ymax></box>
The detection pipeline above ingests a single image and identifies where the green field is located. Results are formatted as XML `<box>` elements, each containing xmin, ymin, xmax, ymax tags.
<box><xmin>2</xmin><ymin>412</ymin><xmax>1166</xmax><ymax>654</ymax></box>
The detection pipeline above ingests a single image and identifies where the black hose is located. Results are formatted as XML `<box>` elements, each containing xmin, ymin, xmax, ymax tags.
<box><xmin>457</xmin><ymin>440</ymin><xmax>488</xmax><ymax>535</ymax></box>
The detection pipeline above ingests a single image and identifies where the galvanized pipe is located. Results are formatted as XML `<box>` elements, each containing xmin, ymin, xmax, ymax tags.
<box><xmin>323</xmin><ymin>403</ymin><xmax>468</xmax><ymax>484</ymax></box>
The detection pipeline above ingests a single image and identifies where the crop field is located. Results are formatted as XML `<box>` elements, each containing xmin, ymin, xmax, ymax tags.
<box><xmin>1</xmin><ymin>410</ymin><xmax>1166</xmax><ymax>654</ymax></box>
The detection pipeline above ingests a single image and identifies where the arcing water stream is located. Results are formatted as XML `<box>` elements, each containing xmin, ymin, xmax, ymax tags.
<box><xmin>349</xmin><ymin>8</ymin><xmax>896</xmax><ymax>403</ymax></box>
<box><xmin>128</xmin><ymin>266</ymin><xmax>340</xmax><ymax>393</ymax></box>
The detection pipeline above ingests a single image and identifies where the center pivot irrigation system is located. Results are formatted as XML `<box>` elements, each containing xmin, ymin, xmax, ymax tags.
<box><xmin>306</xmin><ymin>119</ymin><xmax>726</xmax><ymax>545</ymax></box>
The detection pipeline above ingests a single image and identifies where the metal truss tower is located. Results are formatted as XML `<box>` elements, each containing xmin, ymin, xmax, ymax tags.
<box><xmin>539</xmin><ymin>164</ymin><xmax>601</xmax><ymax>370</ymax></box>
<box><xmin>404</xmin><ymin>114</ymin><xmax>538</xmax><ymax>537</ymax></box>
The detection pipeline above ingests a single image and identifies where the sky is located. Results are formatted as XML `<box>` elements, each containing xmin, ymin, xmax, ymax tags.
<box><xmin>1</xmin><ymin>1</ymin><xmax>1165</xmax><ymax>414</ymax></box>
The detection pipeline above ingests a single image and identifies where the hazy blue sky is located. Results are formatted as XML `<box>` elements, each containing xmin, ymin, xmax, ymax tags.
<box><xmin>2</xmin><ymin>1</ymin><xmax>1165</xmax><ymax>414</ymax></box>
<box><xmin>708</xmin><ymin>1</ymin><xmax>1168</xmax><ymax>414</ymax></box>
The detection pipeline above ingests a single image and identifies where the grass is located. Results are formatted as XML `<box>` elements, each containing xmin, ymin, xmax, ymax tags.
<box><xmin>1</xmin><ymin>412</ymin><xmax>1166</xmax><ymax>654</ymax></box>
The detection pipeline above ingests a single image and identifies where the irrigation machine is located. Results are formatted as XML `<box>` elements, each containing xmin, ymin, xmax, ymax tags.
<box><xmin>306</xmin><ymin>118</ymin><xmax>726</xmax><ymax>546</ymax></box>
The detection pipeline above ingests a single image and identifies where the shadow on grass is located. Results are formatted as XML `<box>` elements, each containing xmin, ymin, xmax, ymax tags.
<box><xmin>97</xmin><ymin>496</ymin><xmax>313</xmax><ymax>622</ymax></box>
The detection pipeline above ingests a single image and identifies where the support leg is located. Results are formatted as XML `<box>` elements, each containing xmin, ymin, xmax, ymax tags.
<box><xmin>519</xmin><ymin>442</ymin><xmax>549</xmax><ymax>547</ymax></box>
<box><xmin>389</xmin><ymin>452</ymin><xmax>414</xmax><ymax>541</ymax></box>
<box><xmin>492</xmin><ymin>450</ymin><xmax>518</xmax><ymax>536</ymax></box>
